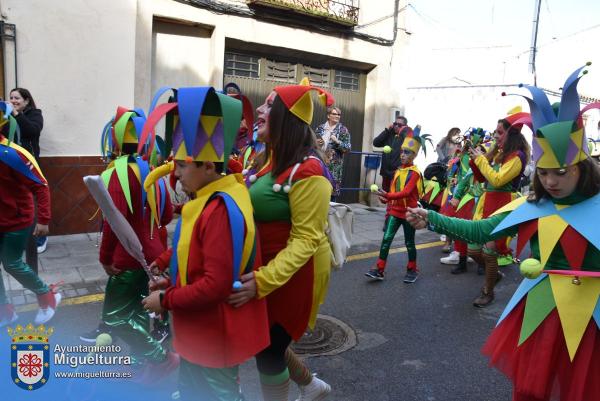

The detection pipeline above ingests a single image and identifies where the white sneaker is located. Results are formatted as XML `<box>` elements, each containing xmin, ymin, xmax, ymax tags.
<box><xmin>467</xmin><ymin>256</ymin><xmax>475</xmax><ymax>264</ymax></box>
<box><xmin>34</xmin><ymin>293</ymin><xmax>62</xmax><ymax>325</ymax></box>
<box><xmin>37</xmin><ymin>237</ymin><xmax>48</xmax><ymax>254</ymax></box>
<box><xmin>440</xmin><ymin>235</ymin><xmax>447</xmax><ymax>242</ymax></box>
<box><xmin>295</xmin><ymin>374</ymin><xmax>331</xmax><ymax>401</ymax></box>
<box><xmin>440</xmin><ymin>251</ymin><xmax>460</xmax><ymax>265</ymax></box>
<box><xmin>0</xmin><ymin>311</ymin><xmax>18</xmax><ymax>328</ymax></box>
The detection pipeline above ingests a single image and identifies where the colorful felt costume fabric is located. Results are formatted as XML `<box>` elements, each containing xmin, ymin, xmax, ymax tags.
<box><xmin>160</xmin><ymin>174</ymin><xmax>269</xmax><ymax>368</ymax></box>
<box><xmin>249</xmin><ymin>157</ymin><xmax>332</xmax><ymax>339</ymax></box>
<box><xmin>428</xmin><ymin>64</ymin><xmax>600</xmax><ymax>401</ymax></box>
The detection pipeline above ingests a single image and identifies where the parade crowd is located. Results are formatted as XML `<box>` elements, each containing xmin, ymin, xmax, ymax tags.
<box><xmin>1</xmin><ymin>64</ymin><xmax>600</xmax><ymax>401</ymax></box>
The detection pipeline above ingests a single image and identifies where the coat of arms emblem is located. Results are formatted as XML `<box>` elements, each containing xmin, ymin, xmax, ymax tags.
<box><xmin>8</xmin><ymin>323</ymin><xmax>53</xmax><ymax>390</ymax></box>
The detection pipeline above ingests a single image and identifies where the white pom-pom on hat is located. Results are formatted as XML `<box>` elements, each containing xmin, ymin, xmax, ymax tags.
<box><xmin>249</xmin><ymin>174</ymin><xmax>257</xmax><ymax>183</ymax></box>
<box><xmin>272</xmin><ymin>183</ymin><xmax>282</xmax><ymax>192</ymax></box>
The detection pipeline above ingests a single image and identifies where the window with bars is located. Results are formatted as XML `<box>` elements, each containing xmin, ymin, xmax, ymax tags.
<box><xmin>265</xmin><ymin>59</ymin><xmax>297</xmax><ymax>83</ymax></box>
<box><xmin>302</xmin><ymin>65</ymin><xmax>329</xmax><ymax>87</ymax></box>
<box><xmin>224</xmin><ymin>52</ymin><xmax>259</xmax><ymax>78</ymax></box>
<box><xmin>334</xmin><ymin>69</ymin><xmax>360</xmax><ymax>91</ymax></box>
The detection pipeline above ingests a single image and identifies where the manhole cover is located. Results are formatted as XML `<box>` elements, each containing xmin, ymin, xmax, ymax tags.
<box><xmin>291</xmin><ymin>314</ymin><xmax>356</xmax><ymax>357</ymax></box>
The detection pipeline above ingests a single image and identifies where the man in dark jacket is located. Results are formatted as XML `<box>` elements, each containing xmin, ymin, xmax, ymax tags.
<box><xmin>372</xmin><ymin>116</ymin><xmax>410</xmax><ymax>191</ymax></box>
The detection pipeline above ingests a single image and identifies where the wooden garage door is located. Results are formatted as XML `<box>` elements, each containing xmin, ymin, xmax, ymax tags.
<box><xmin>224</xmin><ymin>51</ymin><xmax>366</xmax><ymax>203</ymax></box>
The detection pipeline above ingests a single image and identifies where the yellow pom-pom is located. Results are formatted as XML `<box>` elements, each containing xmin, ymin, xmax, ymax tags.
<box><xmin>370</xmin><ymin>184</ymin><xmax>379</xmax><ymax>192</ymax></box>
<box><xmin>520</xmin><ymin>258</ymin><xmax>543</xmax><ymax>279</ymax></box>
<box><xmin>383</xmin><ymin>145</ymin><xmax>392</xmax><ymax>154</ymax></box>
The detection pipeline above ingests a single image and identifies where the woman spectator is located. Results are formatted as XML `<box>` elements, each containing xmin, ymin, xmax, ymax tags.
<box><xmin>229</xmin><ymin>83</ymin><xmax>334</xmax><ymax>401</ymax></box>
<box><xmin>436</xmin><ymin>127</ymin><xmax>461</xmax><ymax>164</ymax></box>
<box><xmin>10</xmin><ymin>88</ymin><xmax>43</xmax><ymax>159</ymax></box>
<box><xmin>315</xmin><ymin>106</ymin><xmax>351</xmax><ymax>200</ymax></box>
<box><xmin>9</xmin><ymin>88</ymin><xmax>47</xmax><ymax>253</ymax></box>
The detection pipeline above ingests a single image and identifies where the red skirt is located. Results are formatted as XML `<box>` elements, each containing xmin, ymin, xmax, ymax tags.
<box><xmin>483</xmin><ymin>300</ymin><xmax>600</xmax><ymax>401</ymax></box>
<box><xmin>454</xmin><ymin>198</ymin><xmax>474</xmax><ymax>219</ymax></box>
<box><xmin>257</xmin><ymin>221</ymin><xmax>314</xmax><ymax>341</ymax></box>
<box><xmin>439</xmin><ymin>200</ymin><xmax>456</xmax><ymax>217</ymax></box>
<box><xmin>482</xmin><ymin>191</ymin><xmax>513</xmax><ymax>218</ymax></box>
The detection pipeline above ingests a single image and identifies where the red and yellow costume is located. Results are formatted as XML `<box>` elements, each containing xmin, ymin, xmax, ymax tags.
<box><xmin>249</xmin><ymin>157</ymin><xmax>332</xmax><ymax>339</ymax></box>
<box><xmin>142</xmin><ymin>85</ymin><xmax>269</xmax><ymax>400</ymax></box>
<box><xmin>155</xmin><ymin>174</ymin><xmax>269</xmax><ymax>367</ymax></box>
<box><xmin>368</xmin><ymin>125</ymin><xmax>430</xmax><ymax>279</ymax></box>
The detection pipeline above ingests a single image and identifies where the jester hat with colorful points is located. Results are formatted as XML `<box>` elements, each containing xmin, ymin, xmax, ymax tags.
<box><xmin>401</xmin><ymin>125</ymin><xmax>432</xmax><ymax>155</ymax></box>
<box><xmin>464</xmin><ymin>127</ymin><xmax>487</xmax><ymax>147</ymax></box>
<box><xmin>100</xmin><ymin>106</ymin><xmax>146</xmax><ymax>159</ymax></box>
<box><xmin>273</xmin><ymin>77</ymin><xmax>334</xmax><ymax>125</ymax></box>
<box><xmin>504</xmin><ymin>63</ymin><xmax>600</xmax><ymax>168</ymax></box>
<box><xmin>138</xmin><ymin>86</ymin><xmax>242</xmax><ymax>164</ymax></box>
<box><xmin>0</xmin><ymin>101</ymin><xmax>19</xmax><ymax>143</ymax></box>
<box><xmin>99</xmin><ymin>106</ymin><xmax>169</xmax><ymax>234</ymax></box>
<box><xmin>0</xmin><ymin>101</ymin><xmax>46</xmax><ymax>185</ymax></box>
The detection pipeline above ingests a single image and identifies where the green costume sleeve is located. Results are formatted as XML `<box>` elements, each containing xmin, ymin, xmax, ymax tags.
<box><xmin>254</xmin><ymin>176</ymin><xmax>331</xmax><ymax>298</ymax></box>
<box><xmin>427</xmin><ymin>210</ymin><xmax>518</xmax><ymax>244</ymax></box>
<box><xmin>452</xmin><ymin>172</ymin><xmax>470</xmax><ymax>200</ymax></box>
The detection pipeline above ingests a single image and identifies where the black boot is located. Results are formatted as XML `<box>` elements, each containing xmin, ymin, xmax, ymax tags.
<box><xmin>450</xmin><ymin>256</ymin><xmax>467</xmax><ymax>274</ymax></box>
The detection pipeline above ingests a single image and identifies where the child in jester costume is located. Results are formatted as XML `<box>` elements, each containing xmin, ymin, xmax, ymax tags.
<box><xmin>440</xmin><ymin>128</ymin><xmax>486</xmax><ymax>274</ymax></box>
<box><xmin>421</xmin><ymin>163</ymin><xmax>447</xmax><ymax>213</ymax></box>
<box><xmin>81</xmin><ymin>106</ymin><xmax>173</xmax><ymax>344</ymax></box>
<box><xmin>94</xmin><ymin>106</ymin><xmax>177</xmax><ymax>380</ymax></box>
<box><xmin>140</xmin><ymin>86</ymin><xmax>269</xmax><ymax>401</ymax></box>
<box><xmin>407</xmin><ymin>63</ymin><xmax>600</xmax><ymax>401</ymax></box>
<box><xmin>0</xmin><ymin>101</ymin><xmax>61</xmax><ymax>327</ymax></box>
<box><xmin>366</xmin><ymin>125</ymin><xmax>431</xmax><ymax>283</ymax></box>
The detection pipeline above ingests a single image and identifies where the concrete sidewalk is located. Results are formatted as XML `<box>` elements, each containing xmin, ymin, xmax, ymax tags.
<box><xmin>4</xmin><ymin>203</ymin><xmax>441</xmax><ymax>307</ymax></box>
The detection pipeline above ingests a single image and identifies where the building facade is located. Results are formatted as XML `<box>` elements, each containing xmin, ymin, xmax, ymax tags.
<box><xmin>2</xmin><ymin>0</ymin><xmax>411</xmax><ymax>234</ymax></box>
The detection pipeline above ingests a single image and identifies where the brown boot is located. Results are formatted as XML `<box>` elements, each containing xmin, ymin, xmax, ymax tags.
<box><xmin>473</xmin><ymin>287</ymin><xmax>494</xmax><ymax>307</ymax></box>
<box><xmin>472</xmin><ymin>252</ymin><xmax>499</xmax><ymax>308</ymax></box>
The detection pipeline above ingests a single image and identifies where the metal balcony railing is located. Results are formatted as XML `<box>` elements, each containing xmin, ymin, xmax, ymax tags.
<box><xmin>247</xmin><ymin>0</ymin><xmax>359</xmax><ymax>26</ymax></box>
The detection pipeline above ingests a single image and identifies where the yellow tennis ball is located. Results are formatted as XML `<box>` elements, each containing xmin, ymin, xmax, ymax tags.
<box><xmin>519</xmin><ymin>258</ymin><xmax>543</xmax><ymax>279</ymax></box>
<box><xmin>383</xmin><ymin>145</ymin><xmax>392</xmax><ymax>154</ymax></box>
<box><xmin>95</xmin><ymin>333</ymin><xmax>113</xmax><ymax>346</ymax></box>
<box><xmin>370</xmin><ymin>184</ymin><xmax>379</xmax><ymax>192</ymax></box>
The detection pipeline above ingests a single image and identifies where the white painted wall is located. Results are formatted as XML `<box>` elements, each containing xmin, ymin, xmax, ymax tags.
<box><xmin>151</xmin><ymin>20</ymin><xmax>213</xmax><ymax>93</ymax></box>
<box><xmin>3</xmin><ymin>0</ymin><xmax>409</xmax><ymax>159</ymax></box>
<box><xmin>136</xmin><ymin>0</ymin><xmax>409</xmax><ymax>157</ymax></box>
<box><xmin>4</xmin><ymin>0</ymin><xmax>138</xmax><ymax>156</ymax></box>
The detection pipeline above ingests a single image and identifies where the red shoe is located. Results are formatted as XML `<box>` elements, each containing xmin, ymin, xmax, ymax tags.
<box><xmin>0</xmin><ymin>304</ymin><xmax>18</xmax><ymax>328</ymax></box>
<box><xmin>134</xmin><ymin>351</ymin><xmax>180</xmax><ymax>384</ymax></box>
